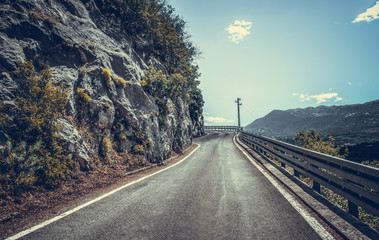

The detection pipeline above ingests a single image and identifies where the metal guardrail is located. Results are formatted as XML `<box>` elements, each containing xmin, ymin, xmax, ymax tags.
<box><xmin>204</xmin><ymin>126</ymin><xmax>242</xmax><ymax>132</ymax></box>
<box><xmin>239</xmin><ymin>131</ymin><xmax>379</xmax><ymax>218</ymax></box>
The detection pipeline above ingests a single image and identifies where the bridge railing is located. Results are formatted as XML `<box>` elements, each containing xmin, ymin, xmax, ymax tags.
<box><xmin>204</xmin><ymin>126</ymin><xmax>242</xmax><ymax>132</ymax></box>
<box><xmin>239</xmin><ymin>131</ymin><xmax>379</xmax><ymax>218</ymax></box>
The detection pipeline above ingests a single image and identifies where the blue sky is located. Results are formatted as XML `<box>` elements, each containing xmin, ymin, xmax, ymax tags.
<box><xmin>168</xmin><ymin>0</ymin><xmax>379</xmax><ymax>126</ymax></box>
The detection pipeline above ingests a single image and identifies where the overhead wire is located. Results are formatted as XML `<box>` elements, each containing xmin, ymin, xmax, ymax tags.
<box><xmin>241</xmin><ymin>102</ymin><xmax>256</xmax><ymax>119</ymax></box>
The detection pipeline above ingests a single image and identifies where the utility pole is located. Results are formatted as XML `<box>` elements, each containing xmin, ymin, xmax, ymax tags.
<box><xmin>235</xmin><ymin>98</ymin><xmax>242</xmax><ymax>130</ymax></box>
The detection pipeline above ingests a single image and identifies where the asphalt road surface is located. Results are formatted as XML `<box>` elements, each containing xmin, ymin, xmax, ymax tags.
<box><xmin>17</xmin><ymin>132</ymin><xmax>322</xmax><ymax>240</ymax></box>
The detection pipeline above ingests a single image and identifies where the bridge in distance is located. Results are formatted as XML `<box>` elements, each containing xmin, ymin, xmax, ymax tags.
<box><xmin>204</xmin><ymin>125</ymin><xmax>242</xmax><ymax>132</ymax></box>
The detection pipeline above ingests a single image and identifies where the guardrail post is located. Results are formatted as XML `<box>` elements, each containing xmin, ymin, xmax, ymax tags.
<box><xmin>348</xmin><ymin>201</ymin><xmax>359</xmax><ymax>218</ymax></box>
<box><xmin>313</xmin><ymin>181</ymin><xmax>321</xmax><ymax>193</ymax></box>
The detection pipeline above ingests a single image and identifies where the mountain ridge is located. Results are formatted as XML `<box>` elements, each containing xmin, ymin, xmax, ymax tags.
<box><xmin>245</xmin><ymin>99</ymin><xmax>379</xmax><ymax>144</ymax></box>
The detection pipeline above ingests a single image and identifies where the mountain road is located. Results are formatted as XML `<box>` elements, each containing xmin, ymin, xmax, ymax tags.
<box><xmin>12</xmin><ymin>132</ymin><xmax>325</xmax><ymax>240</ymax></box>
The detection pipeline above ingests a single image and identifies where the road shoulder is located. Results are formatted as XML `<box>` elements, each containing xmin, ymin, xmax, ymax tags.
<box><xmin>233</xmin><ymin>135</ymin><xmax>378</xmax><ymax>240</ymax></box>
<box><xmin>2</xmin><ymin>143</ymin><xmax>200</xmax><ymax>239</ymax></box>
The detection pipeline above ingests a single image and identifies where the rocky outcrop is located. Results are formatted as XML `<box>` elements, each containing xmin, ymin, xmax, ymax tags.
<box><xmin>0</xmin><ymin>0</ymin><xmax>203</xmax><ymax>166</ymax></box>
<box><xmin>56</xmin><ymin>118</ymin><xmax>92</xmax><ymax>171</ymax></box>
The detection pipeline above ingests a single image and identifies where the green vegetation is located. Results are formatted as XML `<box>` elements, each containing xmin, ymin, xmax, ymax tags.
<box><xmin>102</xmin><ymin>67</ymin><xmax>112</xmax><ymax>88</ymax></box>
<box><xmin>143</xmin><ymin>66</ymin><xmax>187</xmax><ymax>101</ymax></box>
<box><xmin>76</xmin><ymin>87</ymin><xmax>92</xmax><ymax>104</ymax></box>
<box><xmin>111</xmin><ymin>110</ymin><xmax>152</xmax><ymax>156</ymax></box>
<box><xmin>133</xmin><ymin>144</ymin><xmax>145</xmax><ymax>155</ymax></box>
<box><xmin>102</xmin><ymin>102</ymin><xmax>112</xmax><ymax>109</ymax></box>
<box><xmin>294</xmin><ymin>129</ymin><xmax>348</xmax><ymax>158</ymax></box>
<box><xmin>188</xmin><ymin>88</ymin><xmax>204</xmax><ymax>121</ymax></box>
<box><xmin>132</xmin><ymin>130</ymin><xmax>152</xmax><ymax>155</ymax></box>
<box><xmin>0</xmin><ymin>61</ymin><xmax>73</xmax><ymax>189</ymax></box>
<box><xmin>141</xmin><ymin>79</ymin><xmax>148</xmax><ymax>87</ymax></box>
<box><xmin>101</xmin><ymin>0</ymin><xmax>199</xmax><ymax>70</ymax></box>
<box><xmin>0</xmin><ymin>141</ymin><xmax>39</xmax><ymax>188</ymax></box>
<box><xmin>100</xmin><ymin>0</ymin><xmax>203</xmax><ymax>120</ymax></box>
<box><xmin>117</xmin><ymin>133</ymin><xmax>127</xmax><ymax>141</ymax></box>
<box><xmin>113</xmin><ymin>76</ymin><xmax>127</xmax><ymax>88</ymax></box>
<box><xmin>102</xmin><ymin>69</ymin><xmax>126</xmax><ymax>89</ymax></box>
<box><xmin>0</xmin><ymin>0</ymin><xmax>204</xmax><ymax>196</ymax></box>
<box><xmin>112</xmin><ymin>109</ymin><xmax>128</xmax><ymax>132</ymax></box>
<box><xmin>101</xmin><ymin>136</ymin><xmax>113</xmax><ymax>162</ymax></box>
<box><xmin>142</xmin><ymin>66</ymin><xmax>204</xmax><ymax>120</ymax></box>
<box><xmin>142</xmin><ymin>66</ymin><xmax>169</xmax><ymax>116</ymax></box>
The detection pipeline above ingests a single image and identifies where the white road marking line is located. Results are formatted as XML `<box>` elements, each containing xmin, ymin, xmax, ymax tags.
<box><xmin>6</xmin><ymin>144</ymin><xmax>201</xmax><ymax>240</ymax></box>
<box><xmin>233</xmin><ymin>136</ymin><xmax>335</xmax><ymax>240</ymax></box>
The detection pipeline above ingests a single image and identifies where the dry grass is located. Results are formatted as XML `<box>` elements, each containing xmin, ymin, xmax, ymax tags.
<box><xmin>29</xmin><ymin>9</ymin><xmax>58</xmax><ymax>25</ymax></box>
<box><xmin>0</xmin><ymin>148</ymin><xmax>149</xmax><ymax>233</ymax></box>
<box><xmin>81</xmin><ymin>40</ymin><xmax>97</xmax><ymax>56</ymax></box>
<box><xmin>78</xmin><ymin>63</ymin><xmax>88</xmax><ymax>74</ymax></box>
<box><xmin>113</xmin><ymin>76</ymin><xmax>127</xmax><ymax>88</ymax></box>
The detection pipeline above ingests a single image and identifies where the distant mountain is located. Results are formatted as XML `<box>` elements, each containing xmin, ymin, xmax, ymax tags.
<box><xmin>244</xmin><ymin>100</ymin><xmax>379</xmax><ymax>144</ymax></box>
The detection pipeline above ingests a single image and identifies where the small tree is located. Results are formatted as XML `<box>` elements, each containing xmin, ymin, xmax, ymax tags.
<box><xmin>293</xmin><ymin>129</ymin><xmax>348</xmax><ymax>158</ymax></box>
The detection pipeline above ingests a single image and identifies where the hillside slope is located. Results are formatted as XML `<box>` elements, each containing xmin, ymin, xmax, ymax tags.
<box><xmin>245</xmin><ymin>100</ymin><xmax>379</xmax><ymax>144</ymax></box>
<box><xmin>0</xmin><ymin>0</ymin><xmax>203</xmax><ymax>176</ymax></box>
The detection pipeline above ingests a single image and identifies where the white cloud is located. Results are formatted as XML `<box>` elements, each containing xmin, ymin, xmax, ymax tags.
<box><xmin>329</xmin><ymin>88</ymin><xmax>333</xmax><ymax>91</ymax></box>
<box><xmin>293</xmin><ymin>92</ymin><xmax>343</xmax><ymax>104</ymax></box>
<box><xmin>348</xmin><ymin>82</ymin><xmax>353</xmax><ymax>86</ymax></box>
<box><xmin>292</xmin><ymin>92</ymin><xmax>299</xmax><ymax>96</ymax></box>
<box><xmin>353</xmin><ymin>1</ymin><xmax>379</xmax><ymax>23</ymax></box>
<box><xmin>298</xmin><ymin>94</ymin><xmax>311</xmax><ymax>102</ymax></box>
<box><xmin>225</xmin><ymin>20</ymin><xmax>253</xmax><ymax>43</ymax></box>
<box><xmin>205</xmin><ymin>116</ymin><xmax>235</xmax><ymax>124</ymax></box>
<box><xmin>311</xmin><ymin>93</ymin><xmax>341</xmax><ymax>104</ymax></box>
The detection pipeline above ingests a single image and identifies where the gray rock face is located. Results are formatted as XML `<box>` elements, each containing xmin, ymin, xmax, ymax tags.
<box><xmin>0</xmin><ymin>0</ymin><xmax>203</xmax><ymax>165</ymax></box>
<box><xmin>56</xmin><ymin>118</ymin><xmax>92</xmax><ymax>171</ymax></box>
<box><xmin>192</xmin><ymin>116</ymin><xmax>205</xmax><ymax>138</ymax></box>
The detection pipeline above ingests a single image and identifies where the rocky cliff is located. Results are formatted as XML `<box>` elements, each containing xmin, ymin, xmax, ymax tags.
<box><xmin>0</xmin><ymin>0</ymin><xmax>204</xmax><ymax>173</ymax></box>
